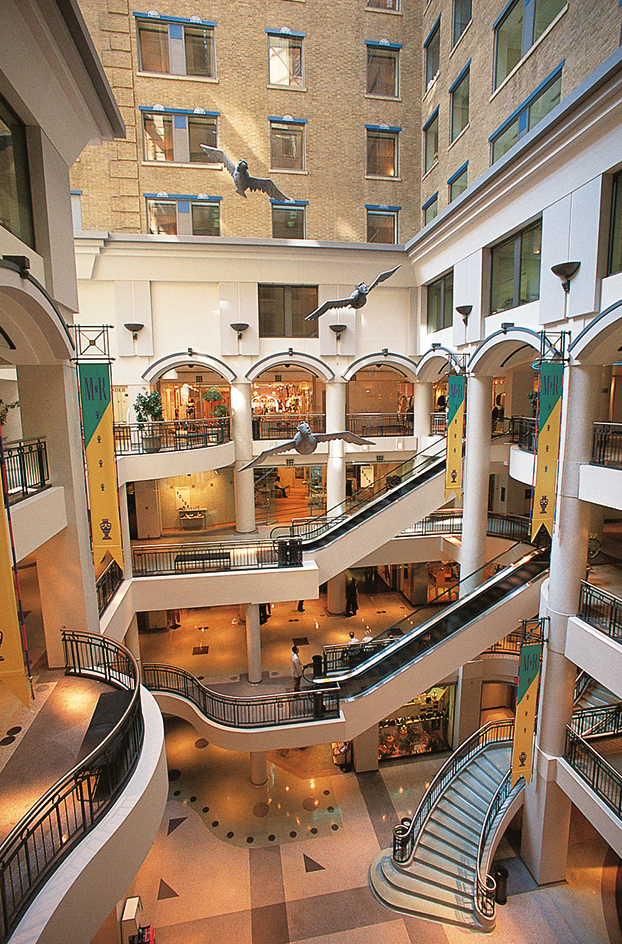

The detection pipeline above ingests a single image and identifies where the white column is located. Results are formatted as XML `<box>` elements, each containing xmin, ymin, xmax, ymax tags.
<box><xmin>327</xmin><ymin>572</ymin><xmax>346</xmax><ymax>615</ymax></box>
<box><xmin>119</xmin><ymin>482</ymin><xmax>132</xmax><ymax>580</ymax></box>
<box><xmin>250</xmin><ymin>751</ymin><xmax>268</xmax><ymax>786</ymax></box>
<box><xmin>460</xmin><ymin>373</ymin><xmax>493</xmax><ymax>596</ymax></box>
<box><xmin>231</xmin><ymin>381</ymin><xmax>255</xmax><ymax>533</ymax></box>
<box><xmin>522</xmin><ymin>362</ymin><xmax>601</xmax><ymax>885</ymax></box>
<box><xmin>245</xmin><ymin>603</ymin><xmax>262</xmax><ymax>684</ymax></box>
<box><xmin>124</xmin><ymin>615</ymin><xmax>141</xmax><ymax>675</ymax></box>
<box><xmin>414</xmin><ymin>381</ymin><xmax>434</xmax><ymax>449</ymax></box>
<box><xmin>352</xmin><ymin>723</ymin><xmax>379</xmax><ymax>772</ymax></box>
<box><xmin>325</xmin><ymin>379</ymin><xmax>346</xmax><ymax>513</ymax></box>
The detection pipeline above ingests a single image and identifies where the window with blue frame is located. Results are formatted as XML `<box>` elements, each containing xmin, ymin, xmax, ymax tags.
<box><xmin>141</xmin><ymin>107</ymin><xmax>218</xmax><ymax>162</ymax></box>
<box><xmin>366</xmin><ymin>205</ymin><xmax>399</xmax><ymax>243</ymax></box>
<box><xmin>494</xmin><ymin>0</ymin><xmax>565</xmax><ymax>89</ymax></box>
<box><xmin>367</xmin><ymin>126</ymin><xmax>399</xmax><ymax>176</ymax></box>
<box><xmin>491</xmin><ymin>64</ymin><xmax>562</xmax><ymax>163</ymax></box>
<box><xmin>0</xmin><ymin>93</ymin><xmax>34</xmax><ymax>248</ymax></box>
<box><xmin>270</xmin><ymin>118</ymin><xmax>306</xmax><ymax>171</ymax></box>
<box><xmin>268</xmin><ymin>30</ymin><xmax>304</xmax><ymax>87</ymax></box>
<box><xmin>146</xmin><ymin>194</ymin><xmax>221</xmax><ymax>236</ymax></box>
<box><xmin>366</xmin><ymin>40</ymin><xmax>401</xmax><ymax>97</ymax></box>
<box><xmin>490</xmin><ymin>219</ymin><xmax>542</xmax><ymax>314</ymax></box>
<box><xmin>450</xmin><ymin>62</ymin><xmax>470</xmax><ymax>141</ymax></box>
<box><xmin>424</xmin><ymin>17</ymin><xmax>440</xmax><ymax>91</ymax></box>
<box><xmin>453</xmin><ymin>0</ymin><xmax>472</xmax><ymax>46</ymax></box>
<box><xmin>448</xmin><ymin>163</ymin><xmax>468</xmax><ymax>203</ymax></box>
<box><xmin>423</xmin><ymin>192</ymin><xmax>438</xmax><ymax>226</ymax></box>
<box><xmin>272</xmin><ymin>202</ymin><xmax>306</xmax><ymax>239</ymax></box>
<box><xmin>135</xmin><ymin>13</ymin><xmax>216</xmax><ymax>77</ymax></box>
<box><xmin>423</xmin><ymin>109</ymin><xmax>439</xmax><ymax>174</ymax></box>
<box><xmin>609</xmin><ymin>170</ymin><xmax>622</xmax><ymax>276</ymax></box>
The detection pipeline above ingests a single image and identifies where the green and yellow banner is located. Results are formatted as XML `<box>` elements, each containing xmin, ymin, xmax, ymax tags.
<box><xmin>511</xmin><ymin>641</ymin><xmax>543</xmax><ymax>787</ymax></box>
<box><xmin>0</xmin><ymin>493</ymin><xmax>30</xmax><ymax>706</ymax></box>
<box><xmin>445</xmin><ymin>374</ymin><xmax>465</xmax><ymax>499</ymax></box>
<box><xmin>78</xmin><ymin>363</ymin><xmax>124</xmax><ymax>569</ymax></box>
<box><xmin>530</xmin><ymin>362</ymin><xmax>563</xmax><ymax>541</ymax></box>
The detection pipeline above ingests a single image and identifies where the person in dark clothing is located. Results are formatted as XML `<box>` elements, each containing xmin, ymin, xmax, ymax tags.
<box><xmin>345</xmin><ymin>577</ymin><xmax>358</xmax><ymax>616</ymax></box>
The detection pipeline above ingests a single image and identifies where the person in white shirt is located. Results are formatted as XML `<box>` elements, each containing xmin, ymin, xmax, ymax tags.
<box><xmin>291</xmin><ymin>645</ymin><xmax>303</xmax><ymax>691</ymax></box>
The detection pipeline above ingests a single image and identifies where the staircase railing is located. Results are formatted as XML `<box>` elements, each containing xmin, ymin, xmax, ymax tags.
<box><xmin>578</xmin><ymin>581</ymin><xmax>622</xmax><ymax>639</ymax></box>
<box><xmin>574</xmin><ymin>669</ymin><xmax>591</xmax><ymax>704</ymax></box>
<box><xmin>564</xmin><ymin>726</ymin><xmax>622</xmax><ymax>819</ymax></box>
<box><xmin>0</xmin><ymin>632</ymin><xmax>143</xmax><ymax>944</ymax></box>
<box><xmin>474</xmin><ymin>770</ymin><xmax>523</xmax><ymax>922</ymax></box>
<box><xmin>570</xmin><ymin>702</ymin><xmax>622</xmax><ymax>739</ymax></box>
<box><xmin>392</xmin><ymin>719</ymin><xmax>514</xmax><ymax>864</ymax></box>
<box><xmin>96</xmin><ymin>559</ymin><xmax>123</xmax><ymax>615</ymax></box>
<box><xmin>143</xmin><ymin>663</ymin><xmax>340</xmax><ymax>727</ymax></box>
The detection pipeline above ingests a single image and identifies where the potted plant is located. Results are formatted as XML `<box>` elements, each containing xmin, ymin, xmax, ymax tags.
<box><xmin>203</xmin><ymin>386</ymin><xmax>229</xmax><ymax>417</ymax></box>
<box><xmin>0</xmin><ymin>398</ymin><xmax>19</xmax><ymax>427</ymax></box>
<box><xmin>134</xmin><ymin>389</ymin><xmax>164</xmax><ymax>453</ymax></box>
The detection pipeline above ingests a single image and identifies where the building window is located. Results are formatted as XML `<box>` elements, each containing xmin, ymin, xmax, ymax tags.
<box><xmin>423</xmin><ymin>109</ymin><xmax>439</xmax><ymax>174</ymax></box>
<box><xmin>366</xmin><ymin>0</ymin><xmax>400</xmax><ymax>10</ymax></box>
<box><xmin>136</xmin><ymin>15</ymin><xmax>216</xmax><ymax>78</ymax></box>
<box><xmin>448</xmin><ymin>163</ymin><xmax>468</xmax><ymax>202</ymax></box>
<box><xmin>453</xmin><ymin>0</ymin><xmax>472</xmax><ymax>45</ymax></box>
<box><xmin>0</xmin><ymin>93</ymin><xmax>34</xmax><ymax>249</ymax></box>
<box><xmin>142</xmin><ymin>108</ymin><xmax>218</xmax><ymax>163</ymax></box>
<box><xmin>272</xmin><ymin>203</ymin><xmax>306</xmax><ymax>239</ymax></box>
<box><xmin>366</xmin><ymin>127</ymin><xmax>399</xmax><ymax>177</ymax></box>
<box><xmin>494</xmin><ymin>0</ymin><xmax>565</xmax><ymax>89</ymax></box>
<box><xmin>450</xmin><ymin>63</ymin><xmax>470</xmax><ymax>141</ymax></box>
<box><xmin>490</xmin><ymin>65</ymin><xmax>562</xmax><ymax>163</ymax></box>
<box><xmin>608</xmin><ymin>171</ymin><xmax>622</xmax><ymax>276</ymax></box>
<box><xmin>258</xmin><ymin>284</ymin><xmax>318</xmax><ymax>337</ymax></box>
<box><xmin>490</xmin><ymin>219</ymin><xmax>542</xmax><ymax>314</ymax></box>
<box><xmin>70</xmin><ymin>191</ymin><xmax>83</xmax><ymax>230</ymax></box>
<box><xmin>366</xmin><ymin>42</ymin><xmax>400</xmax><ymax>97</ymax></box>
<box><xmin>146</xmin><ymin>195</ymin><xmax>221</xmax><ymax>236</ymax></box>
<box><xmin>424</xmin><ymin>18</ymin><xmax>440</xmax><ymax>91</ymax></box>
<box><xmin>270</xmin><ymin>119</ymin><xmax>305</xmax><ymax>171</ymax></box>
<box><xmin>423</xmin><ymin>193</ymin><xmax>438</xmax><ymax>226</ymax></box>
<box><xmin>366</xmin><ymin>206</ymin><xmax>399</xmax><ymax>243</ymax></box>
<box><xmin>427</xmin><ymin>271</ymin><xmax>453</xmax><ymax>332</ymax></box>
<box><xmin>268</xmin><ymin>31</ymin><xmax>304</xmax><ymax>87</ymax></box>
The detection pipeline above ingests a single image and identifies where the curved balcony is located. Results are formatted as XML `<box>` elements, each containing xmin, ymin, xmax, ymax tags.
<box><xmin>114</xmin><ymin>418</ymin><xmax>230</xmax><ymax>456</ymax></box>
<box><xmin>252</xmin><ymin>413</ymin><xmax>325</xmax><ymax>440</ymax></box>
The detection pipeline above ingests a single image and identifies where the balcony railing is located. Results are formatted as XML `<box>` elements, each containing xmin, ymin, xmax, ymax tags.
<box><xmin>252</xmin><ymin>413</ymin><xmax>325</xmax><ymax>440</ymax></box>
<box><xmin>96</xmin><ymin>559</ymin><xmax>123</xmax><ymax>616</ymax></box>
<box><xmin>430</xmin><ymin>411</ymin><xmax>447</xmax><ymax>436</ymax></box>
<box><xmin>113</xmin><ymin>419</ymin><xmax>230</xmax><ymax>456</ymax></box>
<box><xmin>509</xmin><ymin>416</ymin><xmax>537</xmax><ymax>452</ymax></box>
<box><xmin>475</xmin><ymin>771</ymin><xmax>518</xmax><ymax>922</ymax></box>
<box><xmin>346</xmin><ymin>413</ymin><xmax>414</xmax><ymax>437</ymax></box>
<box><xmin>0</xmin><ymin>632</ymin><xmax>143</xmax><ymax>944</ymax></box>
<box><xmin>578</xmin><ymin>580</ymin><xmax>622</xmax><ymax>639</ymax></box>
<box><xmin>2</xmin><ymin>438</ymin><xmax>49</xmax><ymax>504</ymax></box>
<box><xmin>564</xmin><ymin>726</ymin><xmax>622</xmax><ymax>821</ymax></box>
<box><xmin>591</xmin><ymin>422</ymin><xmax>622</xmax><ymax>468</ymax></box>
<box><xmin>570</xmin><ymin>702</ymin><xmax>622</xmax><ymax>739</ymax></box>
<box><xmin>132</xmin><ymin>538</ymin><xmax>302</xmax><ymax>576</ymax></box>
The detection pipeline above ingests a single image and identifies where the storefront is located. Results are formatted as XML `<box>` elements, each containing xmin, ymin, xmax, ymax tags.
<box><xmin>378</xmin><ymin>684</ymin><xmax>455</xmax><ymax>760</ymax></box>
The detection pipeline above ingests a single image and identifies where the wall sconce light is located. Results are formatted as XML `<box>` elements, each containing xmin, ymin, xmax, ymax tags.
<box><xmin>329</xmin><ymin>323</ymin><xmax>347</xmax><ymax>341</ymax></box>
<box><xmin>124</xmin><ymin>322</ymin><xmax>144</xmax><ymax>340</ymax></box>
<box><xmin>501</xmin><ymin>322</ymin><xmax>514</xmax><ymax>334</ymax></box>
<box><xmin>431</xmin><ymin>342</ymin><xmax>441</xmax><ymax>350</ymax></box>
<box><xmin>551</xmin><ymin>261</ymin><xmax>580</xmax><ymax>293</ymax></box>
<box><xmin>230</xmin><ymin>322</ymin><xmax>249</xmax><ymax>340</ymax></box>
<box><xmin>396</xmin><ymin>438</ymin><xmax>404</xmax><ymax>450</ymax></box>
<box><xmin>382</xmin><ymin>348</ymin><xmax>389</xmax><ymax>356</ymax></box>
<box><xmin>455</xmin><ymin>305</ymin><xmax>472</xmax><ymax>326</ymax></box>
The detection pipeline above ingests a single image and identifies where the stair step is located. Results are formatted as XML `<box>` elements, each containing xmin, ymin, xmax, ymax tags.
<box><xmin>418</xmin><ymin>833</ymin><xmax>478</xmax><ymax>870</ymax></box>
<box><xmin>370</xmin><ymin>865</ymin><xmax>481</xmax><ymax>929</ymax></box>
<box><xmin>443</xmin><ymin>790</ymin><xmax>488</xmax><ymax>823</ymax></box>
<box><xmin>392</xmin><ymin>856</ymin><xmax>476</xmax><ymax>896</ymax></box>
<box><xmin>431</xmin><ymin>807</ymin><xmax>481</xmax><ymax>840</ymax></box>
<box><xmin>377</xmin><ymin>856</ymin><xmax>475</xmax><ymax>910</ymax></box>
<box><xmin>444</xmin><ymin>782</ymin><xmax>488</xmax><ymax>817</ymax></box>
<box><xmin>426</xmin><ymin>816</ymin><xmax>480</xmax><ymax>852</ymax></box>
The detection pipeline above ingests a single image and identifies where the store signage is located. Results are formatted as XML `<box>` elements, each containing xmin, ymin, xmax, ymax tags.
<box><xmin>511</xmin><ymin>641</ymin><xmax>543</xmax><ymax>787</ymax></box>
<box><xmin>445</xmin><ymin>373</ymin><xmax>465</xmax><ymax>498</ymax></box>
<box><xmin>530</xmin><ymin>362</ymin><xmax>563</xmax><ymax>541</ymax></box>
<box><xmin>0</xmin><ymin>486</ymin><xmax>30</xmax><ymax>705</ymax></box>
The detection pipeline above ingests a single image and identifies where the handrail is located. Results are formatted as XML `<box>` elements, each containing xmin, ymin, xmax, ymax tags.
<box><xmin>252</xmin><ymin>413</ymin><xmax>325</xmax><ymax>440</ymax></box>
<box><xmin>564</xmin><ymin>726</ymin><xmax>622</xmax><ymax>821</ymax></box>
<box><xmin>346</xmin><ymin>412</ymin><xmax>414</xmax><ymax>437</ymax></box>
<box><xmin>0</xmin><ymin>631</ymin><xmax>143</xmax><ymax>944</ymax></box>
<box><xmin>392</xmin><ymin>719</ymin><xmax>514</xmax><ymax>864</ymax></box>
<box><xmin>96</xmin><ymin>559</ymin><xmax>123</xmax><ymax>615</ymax></box>
<box><xmin>143</xmin><ymin>663</ymin><xmax>340</xmax><ymax>727</ymax></box>
<box><xmin>132</xmin><ymin>537</ymin><xmax>302</xmax><ymax>577</ymax></box>
<box><xmin>474</xmin><ymin>770</ymin><xmax>522</xmax><ymax>922</ymax></box>
<box><xmin>114</xmin><ymin>418</ymin><xmax>230</xmax><ymax>456</ymax></box>
<box><xmin>578</xmin><ymin>580</ymin><xmax>622</xmax><ymax>639</ymax></box>
<box><xmin>591</xmin><ymin>422</ymin><xmax>622</xmax><ymax>468</ymax></box>
<box><xmin>570</xmin><ymin>702</ymin><xmax>622</xmax><ymax>738</ymax></box>
<box><xmin>574</xmin><ymin>669</ymin><xmax>591</xmax><ymax>704</ymax></box>
<box><xmin>509</xmin><ymin>415</ymin><xmax>537</xmax><ymax>452</ymax></box>
<box><xmin>2</xmin><ymin>437</ymin><xmax>49</xmax><ymax>504</ymax></box>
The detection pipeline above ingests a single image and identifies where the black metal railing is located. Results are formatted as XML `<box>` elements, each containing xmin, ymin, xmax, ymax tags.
<box><xmin>574</xmin><ymin>670</ymin><xmax>592</xmax><ymax>704</ymax></box>
<box><xmin>96</xmin><ymin>559</ymin><xmax>124</xmax><ymax>616</ymax></box>
<box><xmin>591</xmin><ymin>422</ymin><xmax>622</xmax><ymax>468</ymax></box>
<box><xmin>570</xmin><ymin>702</ymin><xmax>622</xmax><ymax>739</ymax></box>
<box><xmin>392</xmin><ymin>719</ymin><xmax>514</xmax><ymax>864</ymax></box>
<box><xmin>252</xmin><ymin>413</ymin><xmax>325</xmax><ymax>440</ymax></box>
<box><xmin>403</xmin><ymin>509</ymin><xmax>531</xmax><ymax>543</ymax></box>
<box><xmin>430</xmin><ymin>412</ymin><xmax>447</xmax><ymax>436</ymax></box>
<box><xmin>132</xmin><ymin>538</ymin><xmax>302</xmax><ymax>577</ymax></box>
<box><xmin>509</xmin><ymin>415</ymin><xmax>537</xmax><ymax>452</ymax></box>
<box><xmin>0</xmin><ymin>632</ymin><xmax>143</xmax><ymax>944</ymax></box>
<box><xmin>113</xmin><ymin>419</ymin><xmax>230</xmax><ymax>456</ymax></box>
<box><xmin>3</xmin><ymin>438</ymin><xmax>49</xmax><ymax>504</ymax></box>
<box><xmin>346</xmin><ymin>413</ymin><xmax>414</xmax><ymax>437</ymax></box>
<box><xmin>484</xmin><ymin>631</ymin><xmax>523</xmax><ymax>655</ymax></box>
<box><xmin>564</xmin><ymin>726</ymin><xmax>622</xmax><ymax>820</ymax></box>
<box><xmin>475</xmin><ymin>770</ymin><xmax>520</xmax><ymax>921</ymax></box>
<box><xmin>578</xmin><ymin>581</ymin><xmax>622</xmax><ymax>639</ymax></box>
<box><xmin>143</xmin><ymin>663</ymin><xmax>340</xmax><ymax>727</ymax></box>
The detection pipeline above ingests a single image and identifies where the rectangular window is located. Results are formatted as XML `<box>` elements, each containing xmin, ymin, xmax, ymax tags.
<box><xmin>136</xmin><ymin>16</ymin><xmax>216</xmax><ymax>78</ymax></box>
<box><xmin>367</xmin><ymin>128</ymin><xmax>399</xmax><ymax>177</ymax></box>
<box><xmin>146</xmin><ymin>197</ymin><xmax>221</xmax><ymax>236</ymax></box>
<box><xmin>258</xmin><ymin>285</ymin><xmax>318</xmax><ymax>337</ymax></box>
<box><xmin>0</xmin><ymin>94</ymin><xmax>34</xmax><ymax>248</ymax></box>
<box><xmin>490</xmin><ymin>220</ymin><xmax>542</xmax><ymax>314</ymax></box>
<box><xmin>423</xmin><ymin>109</ymin><xmax>439</xmax><ymax>174</ymax></box>
<box><xmin>268</xmin><ymin>33</ymin><xmax>304</xmax><ymax>87</ymax></box>
<box><xmin>423</xmin><ymin>193</ymin><xmax>438</xmax><ymax>226</ymax></box>
<box><xmin>427</xmin><ymin>271</ymin><xmax>453</xmax><ymax>332</ymax></box>
<box><xmin>270</xmin><ymin>120</ymin><xmax>305</xmax><ymax>170</ymax></box>
<box><xmin>142</xmin><ymin>109</ymin><xmax>217</xmax><ymax>163</ymax></box>
<box><xmin>448</xmin><ymin>163</ymin><xmax>468</xmax><ymax>202</ymax></box>
<box><xmin>366</xmin><ymin>43</ymin><xmax>400</xmax><ymax>97</ymax></box>
<box><xmin>366</xmin><ymin>0</ymin><xmax>400</xmax><ymax>9</ymax></box>
<box><xmin>191</xmin><ymin>203</ymin><xmax>220</xmax><ymax>237</ymax></box>
<box><xmin>494</xmin><ymin>0</ymin><xmax>564</xmax><ymax>89</ymax></box>
<box><xmin>491</xmin><ymin>66</ymin><xmax>562</xmax><ymax>163</ymax></box>
<box><xmin>272</xmin><ymin>204</ymin><xmax>306</xmax><ymax>239</ymax></box>
<box><xmin>450</xmin><ymin>64</ymin><xmax>470</xmax><ymax>141</ymax></box>
<box><xmin>609</xmin><ymin>171</ymin><xmax>622</xmax><ymax>276</ymax></box>
<box><xmin>424</xmin><ymin>18</ymin><xmax>440</xmax><ymax>90</ymax></box>
<box><xmin>70</xmin><ymin>191</ymin><xmax>83</xmax><ymax>231</ymax></box>
<box><xmin>453</xmin><ymin>0</ymin><xmax>472</xmax><ymax>45</ymax></box>
<box><xmin>367</xmin><ymin>207</ymin><xmax>398</xmax><ymax>244</ymax></box>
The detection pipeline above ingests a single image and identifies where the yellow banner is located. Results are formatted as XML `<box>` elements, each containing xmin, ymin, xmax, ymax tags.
<box><xmin>445</xmin><ymin>374</ymin><xmax>465</xmax><ymax>499</ymax></box>
<box><xmin>0</xmin><ymin>497</ymin><xmax>30</xmax><ymax>706</ymax></box>
<box><xmin>511</xmin><ymin>642</ymin><xmax>542</xmax><ymax>787</ymax></box>
<box><xmin>530</xmin><ymin>363</ymin><xmax>563</xmax><ymax>542</ymax></box>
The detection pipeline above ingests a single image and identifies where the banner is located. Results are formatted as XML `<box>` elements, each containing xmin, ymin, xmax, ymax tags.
<box><xmin>445</xmin><ymin>373</ymin><xmax>465</xmax><ymax>499</ymax></box>
<box><xmin>511</xmin><ymin>641</ymin><xmax>543</xmax><ymax>787</ymax></box>
<box><xmin>530</xmin><ymin>362</ymin><xmax>563</xmax><ymax>541</ymax></box>
<box><xmin>78</xmin><ymin>363</ymin><xmax>124</xmax><ymax>569</ymax></box>
<box><xmin>0</xmin><ymin>493</ymin><xmax>30</xmax><ymax>706</ymax></box>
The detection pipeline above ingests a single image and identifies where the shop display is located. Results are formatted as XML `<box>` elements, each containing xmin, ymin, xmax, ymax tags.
<box><xmin>379</xmin><ymin>687</ymin><xmax>453</xmax><ymax>760</ymax></box>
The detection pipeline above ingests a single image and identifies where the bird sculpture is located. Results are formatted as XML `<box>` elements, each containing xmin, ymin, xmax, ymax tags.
<box><xmin>305</xmin><ymin>264</ymin><xmax>401</xmax><ymax>321</ymax></box>
<box><xmin>200</xmin><ymin>145</ymin><xmax>292</xmax><ymax>202</ymax></box>
<box><xmin>238</xmin><ymin>421</ymin><xmax>374</xmax><ymax>471</ymax></box>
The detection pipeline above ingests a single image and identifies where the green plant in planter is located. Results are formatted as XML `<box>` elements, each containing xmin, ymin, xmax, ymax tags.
<box><xmin>527</xmin><ymin>391</ymin><xmax>538</xmax><ymax>417</ymax></box>
<box><xmin>134</xmin><ymin>390</ymin><xmax>163</xmax><ymax>424</ymax></box>
<box><xmin>203</xmin><ymin>387</ymin><xmax>229</xmax><ymax>417</ymax></box>
<box><xmin>0</xmin><ymin>398</ymin><xmax>19</xmax><ymax>427</ymax></box>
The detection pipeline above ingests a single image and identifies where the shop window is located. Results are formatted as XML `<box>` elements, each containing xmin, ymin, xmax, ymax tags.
<box><xmin>427</xmin><ymin>270</ymin><xmax>453</xmax><ymax>332</ymax></box>
<box><xmin>448</xmin><ymin>162</ymin><xmax>468</xmax><ymax>203</ymax></box>
<box><xmin>490</xmin><ymin>219</ymin><xmax>542</xmax><ymax>314</ymax></box>
<box><xmin>494</xmin><ymin>0</ymin><xmax>565</xmax><ymax>89</ymax></box>
<box><xmin>490</xmin><ymin>66</ymin><xmax>562</xmax><ymax>163</ymax></box>
<box><xmin>423</xmin><ymin>109</ymin><xmax>439</xmax><ymax>173</ymax></box>
<box><xmin>366</xmin><ymin>206</ymin><xmax>399</xmax><ymax>244</ymax></box>
<box><xmin>136</xmin><ymin>15</ymin><xmax>216</xmax><ymax>78</ymax></box>
<box><xmin>258</xmin><ymin>284</ymin><xmax>318</xmax><ymax>337</ymax></box>
<box><xmin>366</xmin><ymin>127</ymin><xmax>399</xmax><ymax>177</ymax></box>
<box><xmin>453</xmin><ymin>0</ymin><xmax>472</xmax><ymax>45</ymax></box>
<box><xmin>272</xmin><ymin>203</ymin><xmax>306</xmax><ymax>239</ymax></box>
<box><xmin>450</xmin><ymin>63</ymin><xmax>470</xmax><ymax>141</ymax></box>
<box><xmin>424</xmin><ymin>17</ymin><xmax>440</xmax><ymax>91</ymax></box>
<box><xmin>609</xmin><ymin>170</ymin><xmax>622</xmax><ymax>276</ymax></box>
<box><xmin>142</xmin><ymin>109</ymin><xmax>218</xmax><ymax>163</ymax></box>
<box><xmin>270</xmin><ymin>119</ymin><xmax>305</xmax><ymax>170</ymax></box>
<box><xmin>0</xmin><ymin>93</ymin><xmax>34</xmax><ymax>248</ymax></box>
<box><xmin>366</xmin><ymin>42</ymin><xmax>400</xmax><ymax>97</ymax></box>
<box><xmin>379</xmin><ymin>685</ymin><xmax>454</xmax><ymax>760</ymax></box>
<box><xmin>146</xmin><ymin>195</ymin><xmax>221</xmax><ymax>236</ymax></box>
<box><xmin>423</xmin><ymin>192</ymin><xmax>438</xmax><ymax>227</ymax></box>
<box><xmin>268</xmin><ymin>31</ymin><xmax>304</xmax><ymax>87</ymax></box>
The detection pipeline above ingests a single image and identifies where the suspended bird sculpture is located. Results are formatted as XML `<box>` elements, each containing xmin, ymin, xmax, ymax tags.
<box><xmin>238</xmin><ymin>422</ymin><xmax>374</xmax><ymax>471</ymax></box>
<box><xmin>305</xmin><ymin>264</ymin><xmax>401</xmax><ymax>321</ymax></box>
<box><xmin>200</xmin><ymin>145</ymin><xmax>292</xmax><ymax>202</ymax></box>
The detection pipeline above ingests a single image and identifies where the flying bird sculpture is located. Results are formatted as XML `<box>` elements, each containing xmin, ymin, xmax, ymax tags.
<box><xmin>238</xmin><ymin>422</ymin><xmax>374</xmax><ymax>471</ymax></box>
<box><xmin>305</xmin><ymin>264</ymin><xmax>401</xmax><ymax>321</ymax></box>
<box><xmin>200</xmin><ymin>145</ymin><xmax>292</xmax><ymax>202</ymax></box>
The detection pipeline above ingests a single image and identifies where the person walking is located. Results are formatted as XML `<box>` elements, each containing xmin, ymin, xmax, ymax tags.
<box><xmin>345</xmin><ymin>577</ymin><xmax>358</xmax><ymax>616</ymax></box>
<box><xmin>291</xmin><ymin>645</ymin><xmax>303</xmax><ymax>691</ymax></box>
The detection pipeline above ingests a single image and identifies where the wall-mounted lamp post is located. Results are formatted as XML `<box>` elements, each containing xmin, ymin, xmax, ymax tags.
<box><xmin>551</xmin><ymin>261</ymin><xmax>581</xmax><ymax>293</ymax></box>
<box><xmin>328</xmin><ymin>323</ymin><xmax>347</xmax><ymax>341</ymax></box>
<box><xmin>124</xmin><ymin>322</ymin><xmax>144</xmax><ymax>341</ymax></box>
<box><xmin>230</xmin><ymin>322</ymin><xmax>249</xmax><ymax>340</ymax></box>
<box><xmin>455</xmin><ymin>305</ymin><xmax>472</xmax><ymax>326</ymax></box>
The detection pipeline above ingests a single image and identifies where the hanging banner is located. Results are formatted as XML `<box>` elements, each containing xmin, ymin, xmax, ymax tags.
<box><xmin>530</xmin><ymin>362</ymin><xmax>563</xmax><ymax>541</ymax></box>
<box><xmin>78</xmin><ymin>363</ymin><xmax>124</xmax><ymax>569</ymax></box>
<box><xmin>445</xmin><ymin>373</ymin><xmax>465</xmax><ymax>498</ymax></box>
<box><xmin>0</xmin><ymin>494</ymin><xmax>30</xmax><ymax>706</ymax></box>
<box><xmin>511</xmin><ymin>641</ymin><xmax>543</xmax><ymax>787</ymax></box>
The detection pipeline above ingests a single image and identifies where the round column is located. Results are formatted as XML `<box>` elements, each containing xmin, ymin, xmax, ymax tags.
<box><xmin>460</xmin><ymin>373</ymin><xmax>493</xmax><ymax>596</ymax></box>
<box><xmin>118</xmin><ymin>482</ymin><xmax>133</xmax><ymax>580</ymax></box>
<box><xmin>250</xmin><ymin>751</ymin><xmax>268</xmax><ymax>786</ymax></box>
<box><xmin>413</xmin><ymin>381</ymin><xmax>434</xmax><ymax>449</ymax></box>
<box><xmin>245</xmin><ymin>603</ymin><xmax>262</xmax><ymax>684</ymax></box>
<box><xmin>231</xmin><ymin>381</ymin><xmax>255</xmax><ymax>533</ymax></box>
<box><xmin>325</xmin><ymin>379</ymin><xmax>346</xmax><ymax>513</ymax></box>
